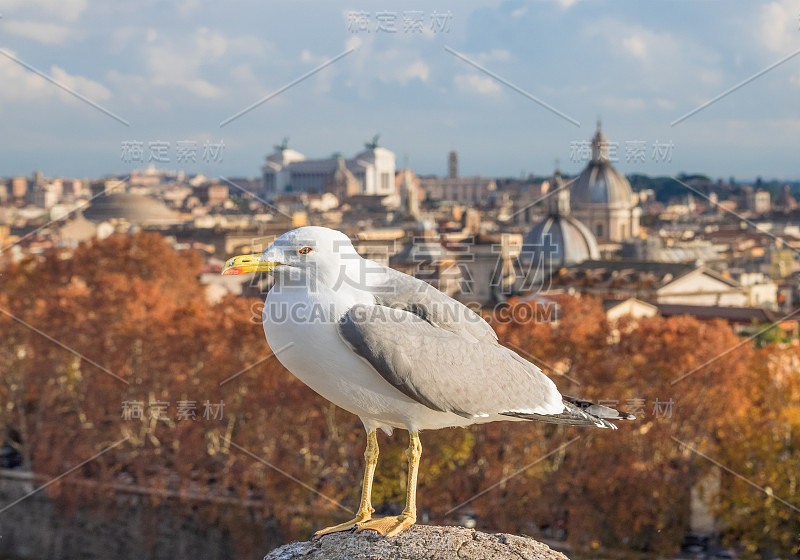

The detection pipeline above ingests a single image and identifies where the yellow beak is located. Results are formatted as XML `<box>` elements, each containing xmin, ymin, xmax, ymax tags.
<box><xmin>221</xmin><ymin>254</ymin><xmax>282</xmax><ymax>275</ymax></box>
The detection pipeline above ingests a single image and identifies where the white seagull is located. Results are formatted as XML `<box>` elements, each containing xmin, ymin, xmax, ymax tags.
<box><xmin>222</xmin><ymin>226</ymin><xmax>633</xmax><ymax>538</ymax></box>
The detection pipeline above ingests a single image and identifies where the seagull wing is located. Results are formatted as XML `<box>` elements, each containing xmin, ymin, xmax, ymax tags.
<box><xmin>337</xmin><ymin>302</ymin><xmax>565</xmax><ymax>419</ymax></box>
<box><xmin>368</xmin><ymin>265</ymin><xmax>498</xmax><ymax>344</ymax></box>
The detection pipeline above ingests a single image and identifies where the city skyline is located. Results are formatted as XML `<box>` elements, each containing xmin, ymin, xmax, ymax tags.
<box><xmin>0</xmin><ymin>0</ymin><xmax>798</xmax><ymax>180</ymax></box>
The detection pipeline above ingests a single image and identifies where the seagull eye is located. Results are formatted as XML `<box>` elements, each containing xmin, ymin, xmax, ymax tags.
<box><xmin>298</xmin><ymin>246</ymin><xmax>312</xmax><ymax>255</ymax></box>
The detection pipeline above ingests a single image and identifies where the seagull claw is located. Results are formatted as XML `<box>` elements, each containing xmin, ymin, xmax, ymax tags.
<box><xmin>312</xmin><ymin>514</ymin><xmax>372</xmax><ymax>540</ymax></box>
<box><xmin>354</xmin><ymin>514</ymin><xmax>416</xmax><ymax>537</ymax></box>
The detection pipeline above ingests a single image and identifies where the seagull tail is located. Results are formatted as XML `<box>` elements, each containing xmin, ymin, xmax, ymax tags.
<box><xmin>501</xmin><ymin>396</ymin><xmax>635</xmax><ymax>430</ymax></box>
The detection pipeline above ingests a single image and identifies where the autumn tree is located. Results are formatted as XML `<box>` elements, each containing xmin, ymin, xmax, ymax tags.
<box><xmin>1</xmin><ymin>238</ymin><xmax>797</xmax><ymax>558</ymax></box>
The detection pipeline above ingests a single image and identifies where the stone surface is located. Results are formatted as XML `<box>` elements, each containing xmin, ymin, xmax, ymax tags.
<box><xmin>264</xmin><ymin>525</ymin><xmax>570</xmax><ymax>560</ymax></box>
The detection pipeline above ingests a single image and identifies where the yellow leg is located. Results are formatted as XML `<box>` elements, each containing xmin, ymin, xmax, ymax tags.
<box><xmin>355</xmin><ymin>431</ymin><xmax>421</xmax><ymax>537</ymax></box>
<box><xmin>313</xmin><ymin>430</ymin><xmax>379</xmax><ymax>539</ymax></box>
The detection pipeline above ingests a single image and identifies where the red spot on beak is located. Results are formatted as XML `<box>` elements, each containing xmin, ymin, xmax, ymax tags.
<box><xmin>222</xmin><ymin>267</ymin><xmax>243</xmax><ymax>275</ymax></box>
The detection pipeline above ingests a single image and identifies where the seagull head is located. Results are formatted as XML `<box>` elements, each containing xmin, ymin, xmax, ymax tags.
<box><xmin>222</xmin><ymin>226</ymin><xmax>361</xmax><ymax>286</ymax></box>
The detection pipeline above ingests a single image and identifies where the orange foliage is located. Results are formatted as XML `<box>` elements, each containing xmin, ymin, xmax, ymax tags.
<box><xmin>1</xmin><ymin>235</ymin><xmax>797</xmax><ymax>558</ymax></box>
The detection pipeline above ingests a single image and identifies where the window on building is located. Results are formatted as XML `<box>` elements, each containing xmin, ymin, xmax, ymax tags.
<box><xmin>596</xmin><ymin>223</ymin><xmax>604</xmax><ymax>237</ymax></box>
<box><xmin>381</xmin><ymin>173</ymin><xmax>390</xmax><ymax>191</ymax></box>
<box><xmin>621</xmin><ymin>224</ymin><xmax>626</xmax><ymax>238</ymax></box>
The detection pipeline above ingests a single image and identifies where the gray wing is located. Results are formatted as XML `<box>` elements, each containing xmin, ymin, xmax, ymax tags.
<box><xmin>338</xmin><ymin>303</ymin><xmax>565</xmax><ymax>418</ymax></box>
<box><xmin>367</xmin><ymin>264</ymin><xmax>497</xmax><ymax>344</ymax></box>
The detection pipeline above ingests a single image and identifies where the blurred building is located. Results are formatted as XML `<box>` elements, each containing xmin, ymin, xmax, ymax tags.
<box><xmin>553</xmin><ymin>260</ymin><xmax>778</xmax><ymax>309</ymax></box>
<box><xmin>195</xmin><ymin>183</ymin><xmax>229</xmax><ymax>206</ymax></box>
<box><xmin>262</xmin><ymin>139</ymin><xmax>396</xmax><ymax>198</ymax></box>
<box><xmin>83</xmin><ymin>193</ymin><xmax>180</xmax><ymax>226</ymax></box>
<box><xmin>389</xmin><ymin>234</ymin><xmax>461</xmax><ymax>297</ymax></box>
<box><xmin>11</xmin><ymin>175</ymin><xmax>28</xmax><ymax>199</ymax></box>
<box><xmin>32</xmin><ymin>183</ymin><xmax>60</xmax><ymax>209</ymax></box>
<box><xmin>621</xmin><ymin>236</ymin><xmax>720</xmax><ymax>263</ymax></box>
<box><xmin>448</xmin><ymin>232</ymin><xmax>522</xmax><ymax>305</ymax></box>
<box><xmin>743</xmin><ymin>186</ymin><xmax>771</xmax><ymax>214</ymax></box>
<box><xmin>520</xmin><ymin>169</ymin><xmax>600</xmax><ymax>269</ymax></box>
<box><xmin>570</xmin><ymin>124</ymin><xmax>640</xmax><ymax>241</ymax></box>
<box><xmin>396</xmin><ymin>169</ymin><xmax>422</xmax><ymax>222</ymax></box>
<box><xmin>56</xmin><ymin>213</ymin><xmax>97</xmax><ymax>245</ymax></box>
<box><xmin>419</xmin><ymin>151</ymin><xmax>497</xmax><ymax>205</ymax></box>
<box><xmin>323</xmin><ymin>158</ymin><xmax>361</xmax><ymax>199</ymax></box>
<box><xmin>774</xmin><ymin>185</ymin><xmax>797</xmax><ymax>211</ymax></box>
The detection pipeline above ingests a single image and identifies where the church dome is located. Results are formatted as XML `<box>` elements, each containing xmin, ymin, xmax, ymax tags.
<box><xmin>521</xmin><ymin>171</ymin><xmax>600</xmax><ymax>267</ymax></box>
<box><xmin>84</xmin><ymin>193</ymin><xmax>179</xmax><ymax>225</ymax></box>
<box><xmin>522</xmin><ymin>215</ymin><xmax>600</xmax><ymax>267</ymax></box>
<box><xmin>571</xmin><ymin>125</ymin><xmax>633</xmax><ymax>210</ymax></box>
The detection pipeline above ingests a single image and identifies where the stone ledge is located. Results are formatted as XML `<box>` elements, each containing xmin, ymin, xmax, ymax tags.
<box><xmin>264</xmin><ymin>525</ymin><xmax>570</xmax><ymax>560</ymax></box>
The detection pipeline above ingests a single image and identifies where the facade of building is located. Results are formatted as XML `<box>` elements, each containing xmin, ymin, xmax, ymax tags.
<box><xmin>389</xmin><ymin>235</ymin><xmax>462</xmax><ymax>297</ymax></box>
<box><xmin>745</xmin><ymin>187</ymin><xmax>771</xmax><ymax>214</ymax></box>
<box><xmin>552</xmin><ymin>260</ymin><xmax>778</xmax><ymax>309</ymax></box>
<box><xmin>11</xmin><ymin>176</ymin><xmax>27</xmax><ymax>199</ymax></box>
<box><xmin>32</xmin><ymin>184</ymin><xmax>59</xmax><ymax>209</ymax></box>
<box><xmin>571</xmin><ymin>124</ymin><xmax>641</xmax><ymax>241</ymax></box>
<box><xmin>262</xmin><ymin>142</ymin><xmax>396</xmax><ymax>199</ymax></box>
<box><xmin>774</xmin><ymin>185</ymin><xmax>797</xmax><ymax>211</ymax></box>
<box><xmin>450</xmin><ymin>233</ymin><xmax>522</xmax><ymax>305</ymax></box>
<box><xmin>196</xmin><ymin>183</ymin><xmax>229</xmax><ymax>206</ymax></box>
<box><xmin>419</xmin><ymin>151</ymin><xmax>496</xmax><ymax>205</ymax></box>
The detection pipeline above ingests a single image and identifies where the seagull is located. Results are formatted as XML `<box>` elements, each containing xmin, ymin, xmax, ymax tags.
<box><xmin>222</xmin><ymin>226</ymin><xmax>634</xmax><ymax>538</ymax></box>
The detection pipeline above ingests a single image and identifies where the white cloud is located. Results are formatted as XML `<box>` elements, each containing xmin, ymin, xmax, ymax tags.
<box><xmin>585</xmin><ymin>18</ymin><xmax>721</xmax><ymax>92</ymax></box>
<box><xmin>136</xmin><ymin>27</ymin><xmax>271</xmax><ymax>100</ymax></box>
<box><xmin>175</xmin><ymin>0</ymin><xmax>205</xmax><ymax>18</ymax></box>
<box><xmin>181</xmin><ymin>78</ymin><xmax>223</xmax><ymax>99</ymax></box>
<box><xmin>4</xmin><ymin>20</ymin><xmax>76</xmax><ymax>45</ymax></box>
<box><xmin>105</xmin><ymin>70</ymin><xmax>169</xmax><ymax>110</ymax></box>
<box><xmin>194</xmin><ymin>27</ymin><xmax>227</xmax><ymax>59</ymax></box>
<box><xmin>754</xmin><ymin>0</ymin><xmax>800</xmax><ymax>87</ymax></box>
<box><xmin>622</xmin><ymin>35</ymin><xmax>648</xmax><ymax>61</ymax></box>
<box><xmin>454</xmin><ymin>73</ymin><xmax>501</xmax><ymax>95</ymax></box>
<box><xmin>300</xmin><ymin>49</ymin><xmax>329</xmax><ymax>65</ymax></box>
<box><xmin>600</xmin><ymin>96</ymin><xmax>646</xmax><ymax>112</ymax></box>
<box><xmin>50</xmin><ymin>66</ymin><xmax>110</xmax><ymax>101</ymax></box>
<box><xmin>476</xmin><ymin>49</ymin><xmax>512</xmax><ymax>64</ymax></box>
<box><xmin>345</xmin><ymin>36</ymin><xmax>362</xmax><ymax>51</ymax></box>
<box><xmin>342</xmin><ymin>34</ymin><xmax>434</xmax><ymax>90</ymax></box>
<box><xmin>99</xmin><ymin>25</ymin><xmax>278</xmax><ymax>107</ymax></box>
<box><xmin>698</xmin><ymin>69</ymin><xmax>723</xmax><ymax>85</ymax></box>
<box><xmin>555</xmin><ymin>0</ymin><xmax>584</xmax><ymax>7</ymax></box>
<box><xmin>2</xmin><ymin>0</ymin><xmax>89</xmax><ymax>22</ymax></box>
<box><xmin>395</xmin><ymin>60</ymin><xmax>430</xmax><ymax>84</ymax></box>
<box><xmin>230</xmin><ymin>63</ymin><xmax>257</xmax><ymax>84</ymax></box>
<box><xmin>655</xmin><ymin>98</ymin><xmax>677</xmax><ymax>111</ymax></box>
<box><xmin>372</xmin><ymin>49</ymin><xmax>430</xmax><ymax>85</ymax></box>
<box><xmin>0</xmin><ymin>51</ymin><xmax>110</xmax><ymax>106</ymax></box>
<box><xmin>756</xmin><ymin>1</ymin><xmax>797</xmax><ymax>54</ymax></box>
<box><xmin>532</xmin><ymin>0</ymin><xmax>588</xmax><ymax>8</ymax></box>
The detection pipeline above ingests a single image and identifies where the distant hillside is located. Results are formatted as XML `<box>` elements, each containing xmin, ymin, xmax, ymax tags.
<box><xmin>627</xmin><ymin>173</ymin><xmax>800</xmax><ymax>203</ymax></box>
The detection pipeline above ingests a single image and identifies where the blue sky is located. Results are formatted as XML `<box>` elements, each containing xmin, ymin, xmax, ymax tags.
<box><xmin>0</xmin><ymin>0</ymin><xmax>798</xmax><ymax>181</ymax></box>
